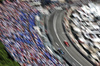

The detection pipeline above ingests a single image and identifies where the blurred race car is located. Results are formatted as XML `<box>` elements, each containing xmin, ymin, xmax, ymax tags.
<box><xmin>64</xmin><ymin>40</ymin><xmax>70</xmax><ymax>47</ymax></box>
<box><xmin>57</xmin><ymin>49</ymin><xmax>65</xmax><ymax>55</ymax></box>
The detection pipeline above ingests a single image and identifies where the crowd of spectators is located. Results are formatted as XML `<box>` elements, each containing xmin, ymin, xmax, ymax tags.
<box><xmin>0</xmin><ymin>0</ymin><xmax>66</xmax><ymax>66</ymax></box>
<box><xmin>69</xmin><ymin>3</ymin><xmax>100</xmax><ymax>65</ymax></box>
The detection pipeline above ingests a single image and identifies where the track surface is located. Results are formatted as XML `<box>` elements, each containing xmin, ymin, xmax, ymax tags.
<box><xmin>47</xmin><ymin>10</ymin><xmax>93</xmax><ymax>66</ymax></box>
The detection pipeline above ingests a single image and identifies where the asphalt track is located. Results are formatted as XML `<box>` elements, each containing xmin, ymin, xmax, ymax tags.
<box><xmin>47</xmin><ymin>10</ymin><xmax>93</xmax><ymax>66</ymax></box>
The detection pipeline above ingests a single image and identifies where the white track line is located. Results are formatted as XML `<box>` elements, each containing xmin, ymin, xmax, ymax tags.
<box><xmin>56</xmin><ymin>42</ymin><xmax>59</xmax><ymax>46</ymax></box>
<box><xmin>53</xmin><ymin>11</ymin><xmax>83</xmax><ymax>66</ymax></box>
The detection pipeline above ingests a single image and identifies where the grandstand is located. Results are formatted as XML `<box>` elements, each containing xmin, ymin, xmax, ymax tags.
<box><xmin>0</xmin><ymin>0</ymin><xmax>66</xmax><ymax>66</ymax></box>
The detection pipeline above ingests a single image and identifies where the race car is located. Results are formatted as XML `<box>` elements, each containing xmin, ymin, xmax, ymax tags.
<box><xmin>64</xmin><ymin>40</ymin><xmax>70</xmax><ymax>47</ymax></box>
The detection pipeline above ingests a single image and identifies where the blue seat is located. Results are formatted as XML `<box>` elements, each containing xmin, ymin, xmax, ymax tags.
<box><xmin>31</xmin><ymin>33</ymin><xmax>35</xmax><ymax>38</ymax></box>
<box><xmin>22</xmin><ymin>22</ymin><xmax>27</xmax><ymax>27</ymax></box>
<box><xmin>15</xmin><ymin>37</ymin><xmax>19</xmax><ymax>41</ymax></box>
<box><xmin>26</xmin><ymin>39</ymin><xmax>31</xmax><ymax>44</ymax></box>
<box><xmin>37</xmin><ymin>38</ymin><xmax>41</xmax><ymax>43</ymax></box>
<box><xmin>24</xmin><ymin>30</ymin><xmax>29</xmax><ymax>34</ymax></box>
<box><xmin>20</xmin><ymin>15</ymin><xmax>24</xmax><ymax>21</ymax></box>
<box><xmin>21</xmin><ymin>39</ymin><xmax>24</xmax><ymax>43</ymax></box>
<box><xmin>21</xmin><ymin>11</ymin><xmax>27</xmax><ymax>18</ymax></box>
<box><xmin>18</xmin><ymin>32</ymin><xmax>23</xmax><ymax>36</ymax></box>
<box><xmin>19</xmin><ymin>38</ymin><xmax>22</xmax><ymax>41</ymax></box>
<box><xmin>29</xmin><ymin>18</ymin><xmax>35</xmax><ymax>26</ymax></box>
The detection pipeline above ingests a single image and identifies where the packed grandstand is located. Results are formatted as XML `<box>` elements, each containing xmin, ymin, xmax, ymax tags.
<box><xmin>0</xmin><ymin>0</ymin><xmax>66</xmax><ymax>66</ymax></box>
<box><xmin>69</xmin><ymin>2</ymin><xmax>100</xmax><ymax>65</ymax></box>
